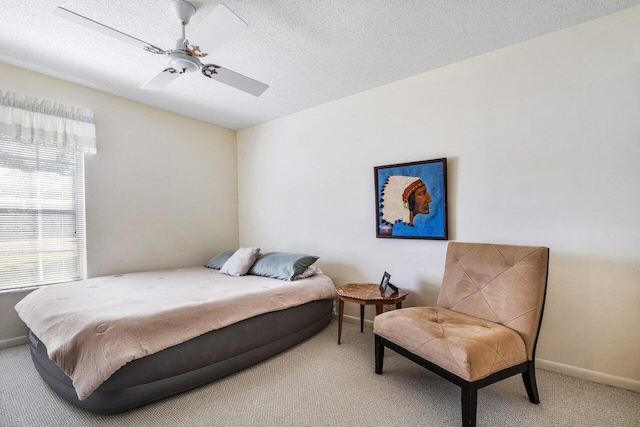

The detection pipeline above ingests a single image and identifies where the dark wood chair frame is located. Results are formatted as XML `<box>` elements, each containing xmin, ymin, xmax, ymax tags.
<box><xmin>374</xmin><ymin>262</ymin><xmax>549</xmax><ymax>427</ymax></box>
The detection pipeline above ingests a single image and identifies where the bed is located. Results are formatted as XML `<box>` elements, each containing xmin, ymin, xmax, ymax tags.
<box><xmin>15</xmin><ymin>266</ymin><xmax>337</xmax><ymax>413</ymax></box>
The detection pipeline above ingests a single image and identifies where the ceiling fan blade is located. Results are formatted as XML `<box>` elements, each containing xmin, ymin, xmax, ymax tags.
<box><xmin>201</xmin><ymin>64</ymin><xmax>268</xmax><ymax>96</ymax></box>
<box><xmin>141</xmin><ymin>68</ymin><xmax>183</xmax><ymax>90</ymax></box>
<box><xmin>188</xmin><ymin>4</ymin><xmax>248</xmax><ymax>55</ymax></box>
<box><xmin>54</xmin><ymin>7</ymin><xmax>165</xmax><ymax>54</ymax></box>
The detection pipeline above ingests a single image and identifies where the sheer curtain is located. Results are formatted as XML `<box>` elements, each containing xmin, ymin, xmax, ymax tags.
<box><xmin>0</xmin><ymin>91</ymin><xmax>96</xmax><ymax>291</ymax></box>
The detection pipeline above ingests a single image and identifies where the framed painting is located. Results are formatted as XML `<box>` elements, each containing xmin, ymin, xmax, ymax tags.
<box><xmin>374</xmin><ymin>158</ymin><xmax>448</xmax><ymax>240</ymax></box>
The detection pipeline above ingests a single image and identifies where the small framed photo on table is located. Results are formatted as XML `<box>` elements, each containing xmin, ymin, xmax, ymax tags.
<box><xmin>379</xmin><ymin>271</ymin><xmax>398</xmax><ymax>295</ymax></box>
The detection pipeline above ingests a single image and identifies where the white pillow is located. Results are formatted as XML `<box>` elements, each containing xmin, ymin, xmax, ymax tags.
<box><xmin>219</xmin><ymin>247</ymin><xmax>260</xmax><ymax>277</ymax></box>
<box><xmin>293</xmin><ymin>265</ymin><xmax>323</xmax><ymax>280</ymax></box>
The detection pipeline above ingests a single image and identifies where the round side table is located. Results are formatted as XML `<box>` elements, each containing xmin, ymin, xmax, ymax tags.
<box><xmin>336</xmin><ymin>283</ymin><xmax>408</xmax><ymax>344</ymax></box>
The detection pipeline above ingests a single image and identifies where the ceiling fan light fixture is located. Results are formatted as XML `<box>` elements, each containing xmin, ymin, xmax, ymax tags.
<box><xmin>167</xmin><ymin>52</ymin><xmax>200</xmax><ymax>73</ymax></box>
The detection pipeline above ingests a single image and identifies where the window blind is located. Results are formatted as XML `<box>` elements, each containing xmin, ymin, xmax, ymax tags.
<box><xmin>0</xmin><ymin>138</ymin><xmax>87</xmax><ymax>290</ymax></box>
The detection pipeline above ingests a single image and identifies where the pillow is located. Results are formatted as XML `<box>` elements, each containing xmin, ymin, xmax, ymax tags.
<box><xmin>204</xmin><ymin>250</ymin><xmax>236</xmax><ymax>269</ymax></box>
<box><xmin>248</xmin><ymin>252</ymin><xmax>319</xmax><ymax>281</ymax></box>
<box><xmin>219</xmin><ymin>247</ymin><xmax>260</xmax><ymax>277</ymax></box>
<box><xmin>293</xmin><ymin>265</ymin><xmax>323</xmax><ymax>280</ymax></box>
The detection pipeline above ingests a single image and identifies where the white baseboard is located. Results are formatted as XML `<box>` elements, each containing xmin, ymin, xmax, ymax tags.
<box><xmin>537</xmin><ymin>359</ymin><xmax>640</xmax><ymax>393</ymax></box>
<box><xmin>333</xmin><ymin>314</ymin><xmax>639</xmax><ymax>393</ymax></box>
<box><xmin>0</xmin><ymin>335</ymin><xmax>27</xmax><ymax>350</ymax></box>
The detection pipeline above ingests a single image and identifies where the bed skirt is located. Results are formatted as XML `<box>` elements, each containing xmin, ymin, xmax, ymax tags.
<box><xmin>28</xmin><ymin>298</ymin><xmax>333</xmax><ymax>414</ymax></box>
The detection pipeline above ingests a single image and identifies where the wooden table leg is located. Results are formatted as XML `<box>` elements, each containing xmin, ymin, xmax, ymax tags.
<box><xmin>360</xmin><ymin>304</ymin><xmax>364</xmax><ymax>332</ymax></box>
<box><xmin>338</xmin><ymin>299</ymin><xmax>344</xmax><ymax>345</ymax></box>
<box><xmin>396</xmin><ymin>302</ymin><xmax>402</xmax><ymax>309</ymax></box>
<box><xmin>376</xmin><ymin>304</ymin><xmax>383</xmax><ymax>316</ymax></box>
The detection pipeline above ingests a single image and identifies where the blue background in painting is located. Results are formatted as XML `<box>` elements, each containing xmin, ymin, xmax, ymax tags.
<box><xmin>377</xmin><ymin>161</ymin><xmax>445</xmax><ymax>238</ymax></box>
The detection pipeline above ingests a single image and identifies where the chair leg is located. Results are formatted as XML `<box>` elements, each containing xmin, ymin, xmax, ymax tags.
<box><xmin>461</xmin><ymin>385</ymin><xmax>477</xmax><ymax>427</ymax></box>
<box><xmin>375</xmin><ymin>335</ymin><xmax>384</xmax><ymax>374</ymax></box>
<box><xmin>522</xmin><ymin>360</ymin><xmax>540</xmax><ymax>404</ymax></box>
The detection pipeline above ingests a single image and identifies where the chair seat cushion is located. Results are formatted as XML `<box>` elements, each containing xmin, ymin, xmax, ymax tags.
<box><xmin>373</xmin><ymin>307</ymin><xmax>527</xmax><ymax>382</ymax></box>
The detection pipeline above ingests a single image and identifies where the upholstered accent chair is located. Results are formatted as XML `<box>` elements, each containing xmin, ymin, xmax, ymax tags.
<box><xmin>373</xmin><ymin>242</ymin><xmax>549</xmax><ymax>427</ymax></box>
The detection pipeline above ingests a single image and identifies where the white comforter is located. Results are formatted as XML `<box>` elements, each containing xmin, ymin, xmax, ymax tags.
<box><xmin>15</xmin><ymin>267</ymin><xmax>337</xmax><ymax>400</ymax></box>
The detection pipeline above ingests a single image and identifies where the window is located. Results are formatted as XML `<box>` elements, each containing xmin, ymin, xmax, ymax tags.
<box><xmin>0</xmin><ymin>140</ymin><xmax>87</xmax><ymax>290</ymax></box>
<box><xmin>0</xmin><ymin>91</ymin><xmax>96</xmax><ymax>291</ymax></box>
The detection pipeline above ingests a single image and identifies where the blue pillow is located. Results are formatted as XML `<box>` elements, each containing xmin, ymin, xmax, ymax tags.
<box><xmin>204</xmin><ymin>250</ymin><xmax>236</xmax><ymax>269</ymax></box>
<box><xmin>248</xmin><ymin>252</ymin><xmax>319</xmax><ymax>281</ymax></box>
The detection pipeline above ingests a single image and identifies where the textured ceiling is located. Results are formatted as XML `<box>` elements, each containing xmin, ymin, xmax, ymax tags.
<box><xmin>1</xmin><ymin>1</ymin><xmax>639</xmax><ymax>130</ymax></box>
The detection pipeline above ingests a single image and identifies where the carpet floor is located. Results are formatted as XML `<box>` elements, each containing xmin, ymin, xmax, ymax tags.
<box><xmin>1</xmin><ymin>320</ymin><xmax>638</xmax><ymax>426</ymax></box>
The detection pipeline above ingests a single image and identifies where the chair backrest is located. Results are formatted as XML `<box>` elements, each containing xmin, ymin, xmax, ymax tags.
<box><xmin>436</xmin><ymin>242</ymin><xmax>549</xmax><ymax>360</ymax></box>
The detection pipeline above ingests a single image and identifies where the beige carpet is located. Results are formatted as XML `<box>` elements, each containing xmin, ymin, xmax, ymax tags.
<box><xmin>1</xmin><ymin>320</ymin><xmax>638</xmax><ymax>427</ymax></box>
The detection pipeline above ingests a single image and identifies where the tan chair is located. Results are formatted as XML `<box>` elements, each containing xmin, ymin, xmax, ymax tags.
<box><xmin>374</xmin><ymin>242</ymin><xmax>549</xmax><ymax>427</ymax></box>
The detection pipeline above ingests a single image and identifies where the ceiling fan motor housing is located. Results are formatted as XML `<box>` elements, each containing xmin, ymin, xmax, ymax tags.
<box><xmin>166</xmin><ymin>37</ymin><xmax>201</xmax><ymax>73</ymax></box>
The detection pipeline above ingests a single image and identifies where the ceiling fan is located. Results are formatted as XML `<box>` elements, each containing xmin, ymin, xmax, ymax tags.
<box><xmin>54</xmin><ymin>1</ymin><xmax>269</xmax><ymax>96</ymax></box>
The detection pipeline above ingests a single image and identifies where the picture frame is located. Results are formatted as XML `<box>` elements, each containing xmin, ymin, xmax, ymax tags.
<box><xmin>374</xmin><ymin>158</ymin><xmax>448</xmax><ymax>240</ymax></box>
<box><xmin>379</xmin><ymin>271</ymin><xmax>391</xmax><ymax>294</ymax></box>
<box><xmin>379</xmin><ymin>271</ymin><xmax>398</xmax><ymax>295</ymax></box>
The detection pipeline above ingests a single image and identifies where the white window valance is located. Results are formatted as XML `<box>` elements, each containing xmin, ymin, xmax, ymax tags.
<box><xmin>0</xmin><ymin>90</ymin><xmax>96</xmax><ymax>154</ymax></box>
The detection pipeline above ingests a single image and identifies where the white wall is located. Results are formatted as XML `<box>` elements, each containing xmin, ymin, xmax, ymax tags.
<box><xmin>0</xmin><ymin>62</ymin><xmax>239</xmax><ymax>345</ymax></box>
<box><xmin>238</xmin><ymin>6</ymin><xmax>640</xmax><ymax>388</ymax></box>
